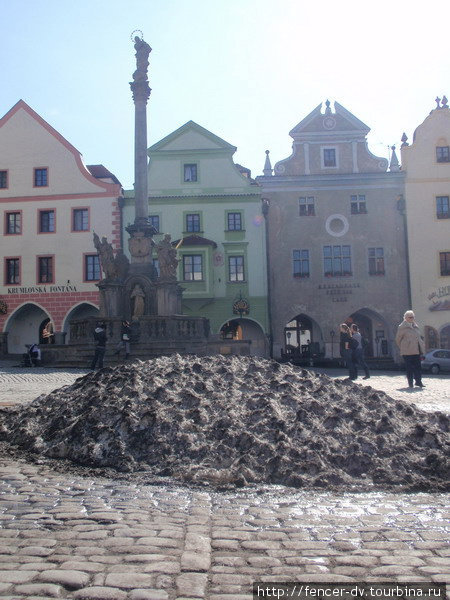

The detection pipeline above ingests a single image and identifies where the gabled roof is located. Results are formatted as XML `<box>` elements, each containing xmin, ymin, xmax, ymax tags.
<box><xmin>0</xmin><ymin>100</ymin><xmax>121</xmax><ymax>194</ymax></box>
<box><xmin>173</xmin><ymin>234</ymin><xmax>217</xmax><ymax>249</ymax></box>
<box><xmin>87</xmin><ymin>164</ymin><xmax>121</xmax><ymax>185</ymax></box>
<box><xmin>289</xmin><ymin>100</ymin><xmax>370</xmax><ymax>139</ymax></box>
<box><xmin>148</xmin><ymin>120</ymin><xmax>237</xmax><ymax>153</ymax></box>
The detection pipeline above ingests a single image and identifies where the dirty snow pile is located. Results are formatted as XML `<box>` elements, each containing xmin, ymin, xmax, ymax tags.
<box><xmin>0</xmin><ymin>355</ymin><xmax>448</xmax><ymax>491</ymax></box>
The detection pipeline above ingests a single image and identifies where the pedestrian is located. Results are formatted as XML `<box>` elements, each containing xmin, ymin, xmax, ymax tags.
<box><xmin>22</xmin><ymin>343</ymin><xmax>41</xmax><ymax>367</ymax></box>
<box><xmin>351</xmin><ymin>324</ymin><xmax>370</xmax><ymax>379</ymax></box>
<box><xmin>395</xmin><ymin>310</ymin><xmax>425</xmax><ymax>388</ymax></box>
<box><xmin>114</xmin><ymin>320</ymin><xmax>131</xmax><ymax>360</ymax></box>
<box><xmin>42</xmin><ymin>320</ymin><xmax>54</xmax><ymax>344</ymax></box>
<box><xmin>339</xmin><ymin>323</ymin><xmax>357</xmax><ymax>380</ymax></box>
<box><xmin>90</xmin><ymin>322</ymin><xmax>107</xmax><ymax>370</ymax></box>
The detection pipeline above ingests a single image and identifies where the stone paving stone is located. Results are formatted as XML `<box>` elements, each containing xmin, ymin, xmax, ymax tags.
<box><xmin>176</xmin><ymin>572</ymin><xmax>208</xmax><ymax>597</ymax></box>
<box><xmin>0</xmin><ymin>570</ymin><xmax>38</xmax><ymax>584</ymax></box>
<box><xmin>72</xmin><ymin>586</ymin><xmax>128</xmax><ymax>599</ymax></box>
<box><xmin>181</xmin><ymin>551</ymin><xmax>211</xmax><ymax>571</ymax></box>
<box><xmin>14</xmin><ymin>583</ymin><xmax>64</xmax><ymax>597</ymax></box>
<box><xmin>38</xmin><ymin>569</ymin><xmax>91</xmax><ymax>589</ymax></box>
<box><xmin>129</xmin><ymin>590</ymin><xmax>169</xmax><ymax>600</ymax></box>
<box><xmin>105</xmin><ymin>573</ymin><xmax>156</xmax><ymax>589</ymax></box>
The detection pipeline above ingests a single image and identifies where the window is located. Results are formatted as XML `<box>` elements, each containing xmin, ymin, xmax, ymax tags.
<box><xmin>149</xmin><ymin>215</ymin><xmax>160</xmax><ymax>233</ymax></box>
<box><xmin>293</xmin><ymin>249</ymin><xmax>310</xmax><ymax>277</ymax></box>
<box><xmin>186</xmin><ymin>213</ymin><xmax>200</xmax><ymax>232</ymax></box>
<box><xmin>34</xmin><ymin>168</ymin><xmax>48</xmax><ymax>187</ymax></box>
<box><xmin>436</xmin><ymin>196</ymin><xmax>449</xmax><ymax>219</ymax></box>
<box><xmin>436</xmin><ymin>146</ymin><xmax>450</xmax><ymax>163</ymax></box>
<box><xmin>5</xmin><ymin>212</ymin><xmax>21</xmax><ymax>234</ymax></box>
<box><xmin>85</xmin><ymin>254</ymin><xmax>101</xmax><ymax>281</ymax></box>
<box><xmin>323</xmin><ymin>148</ymin><xmax>336</xmax><ymax>167</ymax></box>
<box><xmin>299</xmin><ymin>197</ymin><xmax>315</xmax><ymax>216</ymax></box>
<box><xmin>183</xmin><ymin>255</ymin><xmax>203</xmax><ymax>281</ymax></box>
<box><xmin>368</xmin><ymin>247</ymin><xmax>385</xmax><ymax>275</ymax></box>
<box><xmin>39</xmin><ymin>209</ymin><xmax>55</xmax><ymax>233</ymax></box>
<box><xmin>324</xmin><ymin>245</ymin><xmax>352</xmax><ymax>276</ymax></box>
<box><xmin>229</xmin><ymin>256</ymin><xmax>245</xmax><ymax>282</ymax></box>
<box><xmin>440</xmin><ymin>252</ymin><xmax>450</xmax><ymax>276</ymax></box>
<box><xmin>5</xmin><ymin>258</ymin><xmax>20</xmax><ymax>285</ymax></box>
<box><xmin>184</xmin><ymin>164</ymin><xmax>197</xmax><ymax>182</ymax></box>
<box><xmin>351</xmin><ymin>195</ymin><xmax>367</xmax><ymax>214</ymax></box>
<box><xmin>38</xmin><ymin>256</ymin><xmax>54</xmax><ymax>283</ymax></box>
<box><xmin>227</xmin><ymin>212</ymin><xmax>242</xmax><ymax>230</ymax></box>
<box><xmin>0</xmin><ymin>170</ymin><xmax>7</xmax><ymax>189</ymax></box>
<box><xmin>72</xmin><ymin>208</ymin><xmax>89</xmax><ymax>231</ymax></box>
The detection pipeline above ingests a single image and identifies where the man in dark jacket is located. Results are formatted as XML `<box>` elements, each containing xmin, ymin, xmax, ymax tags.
<box><xmin>90</xmin><ymin>322</ymin><xmax>107</xmax><ymax>370</ymax></box>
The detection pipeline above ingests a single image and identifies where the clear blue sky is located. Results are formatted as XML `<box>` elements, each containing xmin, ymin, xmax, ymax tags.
<box><xmin>1</xmin><ymin>0</ymin><xmax>449</xmax><ymax>189</ymax></box>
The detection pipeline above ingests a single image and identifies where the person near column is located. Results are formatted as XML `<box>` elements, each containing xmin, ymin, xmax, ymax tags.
<box><xmin>351</xmin><ymin>324</ymin><xmax>370</xmax><ymax>379</ymax></box>
<box><xmin>90</xmin><ymin>322</ymin><xmax>107</xmax><ymax>370</ymax></box>
<box><xmin>395</xmin><ymin>310</ymin><xmax>425</xmax><ymax>388</ymax></box>
<box><xmin>339</xmin><ymin>323</ymin><xmax>357</xmax><ymax>380</ymax></box>
<box><xmin>114</xmin><ymin>320</ymin><xmax>131</xmax><ymax>360</ymax></box>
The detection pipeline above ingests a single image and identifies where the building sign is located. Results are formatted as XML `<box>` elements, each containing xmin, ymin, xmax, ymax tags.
<box><xmin>428</xmin><ymin>285</ymin><xmax>450</xmax><ymax>311</ymax></box>
<box><xmin>317</xmin><ymin>283</ymin><xmax>361</xmax><ymax>303</ymax></box>
<box><xmin>233</xmin><ymin>297</ymin><xmax>250</xmax><ymax>316</ymax></box>
<box><xmin>7</xmin><ymin>285</ymin><xmax>78</xmax><ymax>295</ymax></box>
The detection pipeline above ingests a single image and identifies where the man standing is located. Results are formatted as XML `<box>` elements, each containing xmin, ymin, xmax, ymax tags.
<box><xmin>90</xmin><ymin>322</ymin><xmax>107</xmax><ymax>370</ymax></box>
<box><xmin>351</xmin><ymin>324</ymin><xmax>370</xmax><ymax>380</ymax></box>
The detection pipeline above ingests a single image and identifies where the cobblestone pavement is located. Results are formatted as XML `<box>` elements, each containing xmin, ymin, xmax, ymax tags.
<box><xmin>0</xmin><ymin>361</ymin><xmax>449</xmax><ymax>599</ymax></box>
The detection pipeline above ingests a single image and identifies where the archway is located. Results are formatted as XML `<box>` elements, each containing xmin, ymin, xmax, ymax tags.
<box><xmin>348</xmin><ymin>308</ymin><xmax>391</xmax><ymax>357</ymax></box>
<box><xmin>5</xmin><ymin>303</ymin><xmax>51</xmax><ymax>354</ymax></box>
<box><xmin>440</xmin><ymin>324</ymin><xmax>450</xmax><ymax>349</ymax></box>
<box><xmin>219</xmin><ymin>318</ymin><xmax>267</xmax><ymax>357</ymax></box>
<box><xmin>63</xmin><ymin>302</ymin><xmax>99</xmax><ymax>343</ymax></box>
<box><xmin>283</xmin><ymin>314</ymin><xmax>323</xmax><ymax>359</ymax></box>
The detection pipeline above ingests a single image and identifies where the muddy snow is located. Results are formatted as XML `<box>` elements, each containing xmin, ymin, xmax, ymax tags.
<box><xmin>0</xmin><ymin>355</ymin><xmax>448</xmax><ymax>491</ymax></box>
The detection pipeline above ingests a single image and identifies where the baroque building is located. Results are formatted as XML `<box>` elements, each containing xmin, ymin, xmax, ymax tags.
<box><xmin>257</xmin><ymin>101</ymin><xmax>408</xmax><ymax>362</ymax></box>
<box><xmin>0</xmin><ymin>100</ymin><xmax>121</xmax><ymax>355</ymax></box>
<box><xmin>122</xmin><ymin>121</ymin><xmax>270</xmax><ymax>356</ymax></box>
<box><xmin>401</xmin><ymin>97</ymin><xmax>450</xmax><ymax>350</ymax></box>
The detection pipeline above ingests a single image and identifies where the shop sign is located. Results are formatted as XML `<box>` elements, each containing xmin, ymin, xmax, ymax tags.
<box><xmin>7</xmin><ymin>284</ymin><xmax>78</xmax><ymax>295</ymax></box>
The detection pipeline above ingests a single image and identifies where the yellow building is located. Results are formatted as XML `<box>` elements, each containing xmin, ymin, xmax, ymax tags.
<box><xmin>0</xmin><ymin>100</ymin><xmax>122</xmax><ymax>354</ymax></box>
<box><xmin>401</xmin><ymin>97</ymin><xmax>450</xmax><ymax>349</ymax></box>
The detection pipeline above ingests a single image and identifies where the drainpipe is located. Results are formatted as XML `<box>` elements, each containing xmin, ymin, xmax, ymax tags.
<box><xmin>397</xmin><ymin>193</ymin><xmax>412</xmax><ymax>308</ymax></box>
<box><xmin>262</xmin><ymin>198</ymin><xmax>274</xmax><ymax>358</ymax></box>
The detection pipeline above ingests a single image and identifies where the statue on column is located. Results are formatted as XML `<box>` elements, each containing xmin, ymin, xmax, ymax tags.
<box><xmin>93</xmin><ymin>233</ymin><xmax>118</xmax><ymax>280</ymax></box>
<box><xmin>133</xmin><ymin>36</ymin><xmax>152</xmax><ymax>82</ymax></box>
<box><xmin>156</xmin><ymin>234</ymin><xmax>179</xmax><ymax>280</ymax></box>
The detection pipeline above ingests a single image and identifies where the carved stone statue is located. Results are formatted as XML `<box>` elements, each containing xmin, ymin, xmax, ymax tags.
<box><xmin>156</xmin><ymin>234</ymin><xmax>179</xmax><ymax>280</ymax></box>
<box><xmin>93</xmin><ymin>233</ymin><xmax>118</xmax><ymax>280</ymax></box>
<box><xmin>131</xmin><ymin>283</ymin><xmax>145</xmax><ymax>319</ymax></box>
<box><xmin>133</xmin><ymin>36</ymin><xmax>152</xmax><ymax>82</ymax></box>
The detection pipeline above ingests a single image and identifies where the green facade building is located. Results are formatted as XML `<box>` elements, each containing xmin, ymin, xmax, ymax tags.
<box><xmin>123</xmin><ymin>121</ymin><xmax>269</xmax><ymax>356</ymax></box>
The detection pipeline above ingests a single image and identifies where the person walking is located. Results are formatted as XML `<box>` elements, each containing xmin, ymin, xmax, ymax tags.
<box><xmin>114</xmin><ymin>320</ymin><xmax>131</xmax><ymax>360</ymax></box>
<box><xmin>90</xmin><ymin>322</ymin><xmax>107</xmax><ymax>370</ymax></box>
<box><xmin>395</xmin><ymin>310</ymin><xmax>425</xmax><ymax>388</ymax></box>
<box><xmin>351</xmin><ymin>324</ymin><xmax>370</xmax><ymax>379</ymax></box>
<box><xmin>339</xmin><ymin>323</ymin><xmax>357</xmax><ymax>380</ymax></box>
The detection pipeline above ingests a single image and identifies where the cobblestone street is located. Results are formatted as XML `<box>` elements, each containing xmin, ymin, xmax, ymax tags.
<box><xmin>0</xmin><ymin>361</ymin><xmax>449</xmax><ymax>599</ymax></box>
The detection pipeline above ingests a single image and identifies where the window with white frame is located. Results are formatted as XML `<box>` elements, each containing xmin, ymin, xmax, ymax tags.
<box><xmin>228</xmin><ymin>255</ymin><xmax>245</xmax><ymax>282</ymax></box>
<box><xmin>323</xmin><ymin>245</ymin><xmax>352</xmax><ymax>276</ymax></box>
<box><xmin>183</xmin><ymin>254</ymin><xmax>203</xmax><ymax>281</ymax></box>
<box><xmin>299</xmin><ymin>197</ymin><xmax>315</xmax><ymax>216</ymax></box>
<box><xmin>293</xmin><ymin>249</ymin><xmax>310</xmax><ymax>277</ymax></box>
<box><xmin>350</xmin><ymin>195</ymin><xmax>367</xmax><ymax>214</ymax></box>
<box><xmin>368</xmin><ymin>247</ymin><xmax>385</xmax><ymax>275</ymax></box>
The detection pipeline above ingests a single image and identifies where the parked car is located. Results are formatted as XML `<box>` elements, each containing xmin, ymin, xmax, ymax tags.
<box><xmin>421</xmin><ymin>349</ymin><xmax>450</xmax><ymax>374</ymax></box>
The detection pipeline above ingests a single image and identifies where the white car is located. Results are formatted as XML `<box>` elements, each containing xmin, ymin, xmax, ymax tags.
<box><xmin>421</xmin><ymin>349</ymin><xmax>450</xmax><ymax>374</ymax></box>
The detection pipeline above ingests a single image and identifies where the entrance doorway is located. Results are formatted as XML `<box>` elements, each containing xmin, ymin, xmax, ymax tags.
<box><xmin>283</xmin><ymin>314</ymin><xmax>323</xmax><ymax>360</ymax></box>
<box><xmin>219</xmin><ymin>318</ymin><xmax>267</xmax><ymax>356</ymax></box>
<box><xmin>5</xmin><ymin>303</ymin><xmax>51</xmax><ymax>354</ymax></box>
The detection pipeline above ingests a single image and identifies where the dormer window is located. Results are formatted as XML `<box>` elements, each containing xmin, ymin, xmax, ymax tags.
<box><xmin>184</xmin><ymin>164</ymin><xmax>197</xmax><ymax>182</ymax></box>
<box><xmin>436</xmin><ymin>146</ymin><xmax>450</xmax><ymax>163</ymax></box>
